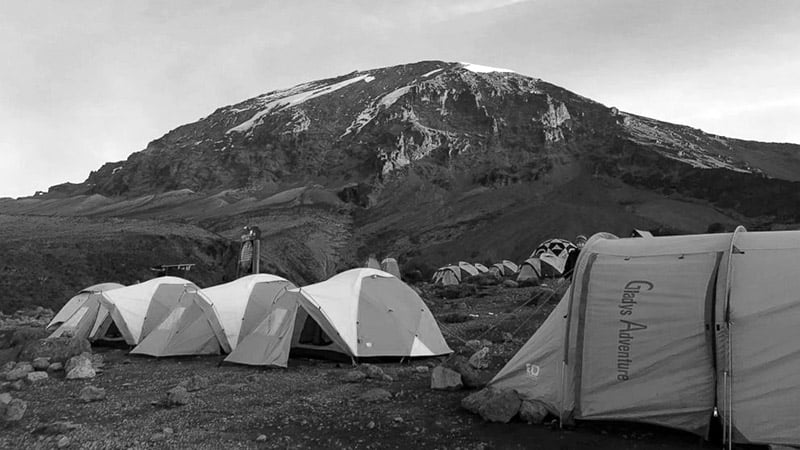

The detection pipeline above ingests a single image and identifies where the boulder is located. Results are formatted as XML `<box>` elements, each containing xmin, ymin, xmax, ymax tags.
<box><xmin>359</xmin><ymin>388</ymin><xmax>392</xmax><ymax>402</ymax></box>
<box><xmin>18</xmin><ymin>337</ymin><xmax>91</xmax><ymax>364</ymax></box>
<box><xmin>32</xmin><ymin>357</ymin><xmax>51</xmax><ymax>371</ymax></box>
<box><xmin>3</xmin><ymin>398</ymin><xmax>27</xmax><ymax>422</ymax></box>
<box><xmin>65</xmin><ymin>355</ymin><xmax>95</xmax><ymax>380</ymax></box>
<box><xmin>26</xmin><ymin>371</ymin><xmax>49</xmax><ymax>384</ymax></box>
<box><xmin>479</xmin><ymin>389</ymin><xmax>521</xmax><ymax>423</ymax></box>
<box><xmin>165</xmin><ymin>386</ymin><xmax>190</xmax><ymax>406</ymax></box>
<box><xmin>447</xmin><ymin>356</ymin><xmax>492</xmax><ymax>389</ymax></box>
<box><xmin>340</xmin><ymin>371</ymin><xmax>367</xmax><ymax>383</ymax></box>
<box><xmin>519</xmin><ymin>400</ymin><xmax>549</xmax><ymax>424</ymax></box>
<box><xmin>5</xmin><ymin>362</ymin><xmax>34</xmax><ymax>381</ymax></box>
<box><xmin>461</xmin><ymin>388</ymin><xmax>521</xmax><ymax>423</ymax></box>
<box><xmin>461</xmin><ymin>388</ymin><xmax>493</xmax><ymax>415</ymax></box>
<box><xmin>430</xmin><ymin>366</ymin><xmax>463</xmax><ymax>391</ymax></box>
<box><xmin>468</xmin><ymin>347</ymin><xmax>491</xmax><ymax>370</ymax></box>
<box><xmin>79</xmin><ymin>386</ymin><xmax>107</xmax><ymax>402</ymax></box>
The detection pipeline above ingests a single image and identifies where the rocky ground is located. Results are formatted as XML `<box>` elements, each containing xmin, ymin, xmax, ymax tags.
<box><xmin>1</xmin><ymin>279</ymin><xmax>737</xmax><ymax>449</ymax></box>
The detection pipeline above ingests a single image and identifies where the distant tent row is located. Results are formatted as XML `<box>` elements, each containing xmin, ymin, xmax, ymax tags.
<box><xmin>431</xmin><ymin>237</ymin><xmax>584</xmax><ymax>286</ymax></box>
<box><xmin>48</xmin><ymin>269</ymin><xmax>452</xmax><ymax>367</ymax></box>
<box><xmin>490</xmin><ymin>228</ymin><xmax>800</xmax><ymax>447</ymax></box>
<box><xmin>431</xmin><ymin>261</ymin><xmax>481</xmax><ymax>285</ymax></box>
<box><xmin>364</xmin><ymin>256</ymin><xmax>401</xmax><ymax>279</ymax></box>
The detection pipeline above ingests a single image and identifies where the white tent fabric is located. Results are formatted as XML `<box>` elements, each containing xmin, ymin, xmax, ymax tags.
<box><xmin>490</xmin><ymin>229</ymin><xmax>800</xmax><ymax>446</ymax></box>
<box><xmin>48</xmin><ymin>282</ymin><xmax>124</xmax><ymax>330</ymax></box>
<box><xmin>380</xmin><ymin>258</ymin><xmax>401</xmax><ymax>278</ymax></box>
<box><xmin>225</xmin><ymin>268</ymin><xmax>452</xmax><ymax>367</ymax></box>
<box><xmin>203</xmin><ymin>274</ymin><xmax>296</xmax><ymax>350</ymax></box>
<box><xmin>473</xmin><ymin>263</ymin><xmax>489</xmax><ymax>273</ymax></box>
<box><xmin>99</xmin><ymin>276</ymin><xmax>198</xmax><ymax>345</ymax></box>
<box><xmin>131</xmin><ymin>288</ymin><xmax>231</xmax><ymax>357</ymax></box>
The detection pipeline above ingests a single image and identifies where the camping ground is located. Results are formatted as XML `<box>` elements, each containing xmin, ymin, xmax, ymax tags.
<box><xmin>2</xmin><ymin>281</ymin><xmax>728</xmax><ymax>449</ymax></box>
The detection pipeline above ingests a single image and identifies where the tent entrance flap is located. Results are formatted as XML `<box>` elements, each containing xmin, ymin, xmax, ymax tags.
<box><xmin>575</xmin><ymin>252</ymin><xmax>720</xmax><ymax>435</ymax></box>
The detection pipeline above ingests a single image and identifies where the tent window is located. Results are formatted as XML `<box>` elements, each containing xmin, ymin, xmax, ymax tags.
<box><xmin>298</xmin><ymin>316</ymin><xmax>333</xmax><ymax>346</ymax></box>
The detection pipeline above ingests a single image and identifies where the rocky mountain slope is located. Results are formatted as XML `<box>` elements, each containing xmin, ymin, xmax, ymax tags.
<box><xmin>2</xmin><ymin>60</ymin><xmax>799</xmax><ymax>311</ymax></box>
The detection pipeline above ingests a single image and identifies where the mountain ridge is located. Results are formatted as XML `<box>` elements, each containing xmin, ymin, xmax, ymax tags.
<box><xmin>2</xmin><ymin>60</ymin><xmax>799</xmax><ymax>312</ymax></box>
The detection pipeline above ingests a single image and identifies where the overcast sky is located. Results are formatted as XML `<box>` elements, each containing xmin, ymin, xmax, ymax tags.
<box><xmin>2</xmin><ymin>0</ymin><xmax>799</xmax><ymax>198</ymax></box>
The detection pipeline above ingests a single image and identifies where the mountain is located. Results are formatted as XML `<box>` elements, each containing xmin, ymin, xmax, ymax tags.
<box><xmin>2</xmin><ymin>60</ymin><xmax>799</xmax><ymax>312</ymax></box>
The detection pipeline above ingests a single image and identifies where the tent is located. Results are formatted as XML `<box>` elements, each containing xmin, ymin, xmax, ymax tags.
<box><xmin>516</xmin><ymin>254</ymin><xmax>564</xmax><ymax>282</ymax></box>
<box><xmin>490</xmin><ymin>228</ymin><xmax>800</xmax><ymax>447</ymax></box>
<box><xmin>473</xmin><ymin>263</ymin><xmax>490</xmax><ymax>273</ymax></box>
<box><xmin>490</xmin><ymin>260</ymin><xmax>519</xmax><ymax>277</ymax></box>
<box><xmin>48</xmin><ymin>283</ymin><xmax>125</xmax><ymax>341</ymax></box>
<box><xmin>203</xmin><ymin>274</ymin><xmax>297</xmax><ymax>350</ymax></box>
<box><xmin>365</xmin><ymin>255</ymin><xmax>381</xmax><ymax>270</ymax></box>
<box><xmin>432</xmin><ymin>261</ymin><xmax>480</xmax><ymax>285</ymax></box>
<box><xmin>131</xmin><ymin>286</ymin><xmax>231</xmax><ymax>357</ymax></box>
<box><xmin>225</xmin><ymin>268</ymin><xmax>452</xmax><ymax>367</ymax></box>
<box><xmin>531</xmin><ymin>238</ymin><xmax>577</xmax><ymax>260</ymax></box>
<box><xmin>98</xmin><ymin>276</ymin><xmax>199</xmax><ymax>345</ymax></box>
<box><xmin>380</xmin><ymin>257</ymin><xmax>401</xmax><ymax>279</ymax></box>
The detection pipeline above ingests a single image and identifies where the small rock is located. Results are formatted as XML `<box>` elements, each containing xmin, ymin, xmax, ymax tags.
<box><xmin>502</xmin><ymin>332</ymin><xmax>514</xmax><ymax>342</ymax></box>
<box><xmin>502</xmin><ymin>280</ymin><xmax>519</xmax><ymax>288</ymax></box>
<box><xmin>3</xmin><ymin>398</ymin><xmax>27</xmax><ymax>421</ymax></box>
<box><xmin>47</xmin><ymin>362</ymin><xmax>64</xmax><ymax>372</ymax></box>
<box><xmin>519</xmin><ymin>400</ymin><xmax>549</xmax><ymax>424</ymax></box>
<box><xmin>165</xmin><ymin>386</ymin><xmax>190</xmax><ymax>406</ymax></box>
<box><xmin>358</xmin><ymin>364</ymin><xmax>386</xmax><ymax>380</ymax></box>
<box><xmin>9</xmin><ymin>380</ymin><xmax>24</xmax><ymax>391</ymax></box>
<box><xmin>480</xmin><ymin>339</ymin><xmax>493</xmax><ymax>347</ymax></box>
<box><xmin>256</xmin><ymin>434</ymin><xmax>267</xmax><ymax>442</ymax></box>
<box><xmin>340</xmin><ymin>370</ymin><xmax>366</xmax><ymax>383</ymax></box>
<box><xmin>26</xmin><ymin>371</ymin><xmax>49</xmax><ymax>384</ymax></box>
<box><xmin>393</xmin><ymin>416</ymin><xmax>403</xmax><ymax>423</ymax></box>
<box><xmin>468</xmin><ymin>347</ymin><xmax>491</xmax><ymax>370</ymax></box>
<box><xmin>464</xmin><ymin>340</ymin><xmax>482</xmax><ymax>352</ymax></box>
<box><xmin>56</xmin><ymin>436</ymin><xmax>70</xmax><ymax>448</ymax></box>
<box><xmin>79</xmin><ymin>386</ymin><xmax>106</xmax><ymax>402</ymax></box>
<box><xmin>163</xmin><ymin>427</ymin><xmax>174</xmax><ymax>435</ymax></box>
<box><xmin>150</xmin><ymin>432</ymin><xmax>165</xmax><ymax>442</ymax></box>
<box><xmin>366</xmin><ymin>421</ymin><xmax>375</xmax><ymax>429</ymax></box>
<box><xmin>32</xmin><ymin>357</ymin><xmax>51</xmax><ymax>371</ymax></box>
<box><xmin>183</xmin><ymin>375</ymin><xmax>209</xmax><ymax>392</ymax></box>
<box><xmin>430</xmin><ymin>366</ymin><xmax>463</xmax><ymax>391</ymax></box>
<box><xmin>5</xmin><ymin>362</ymin><xmax>33</xmax><ymax>381</ymax></box>
<box><xmin>1</xmin><ymin>361</ymin><xmax>15</xmax><ymax>373</ymax></box>
<box><xmin>358</xmin><ymin>388</ymin><xmax>392</xmax><ymax>402</ymax></box>
<box><xmin>456</xmin><ymin>302</ymin><xmax>468</xmax><ymax>310</ymax></box>
<box><xmin>0</xmin><ymin>392</ymin><xmax>11</xmax><ymax>405</ymax></box>
<box><xmin>414</xmin><ymin>365</ymin><xmax>429</xmax><ymax>374</ymax></box>
<box><xmin>65</xmin><ymin>355</ymin><xmax>95</xmax><ymax>380</ymax></box>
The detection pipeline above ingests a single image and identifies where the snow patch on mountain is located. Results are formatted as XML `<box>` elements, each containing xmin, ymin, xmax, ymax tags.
<box><xmin>227</xmin><ymin>74</ymin><xmax>372</xmax><ymax>134</ymax></box>
<box><xmin>341</xmin><ymin>85</ymin><xmax>414</xmax><ymax>137</ymax></box>
<box><xmin>421</xmin><ymin>68</ymin><xmax>443</xmax><ymax>78</ymax></box>
<box><xmin>459</xmin><ymin>62</ymin><xmax>515</xmax><ymax>74</ymax></box>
